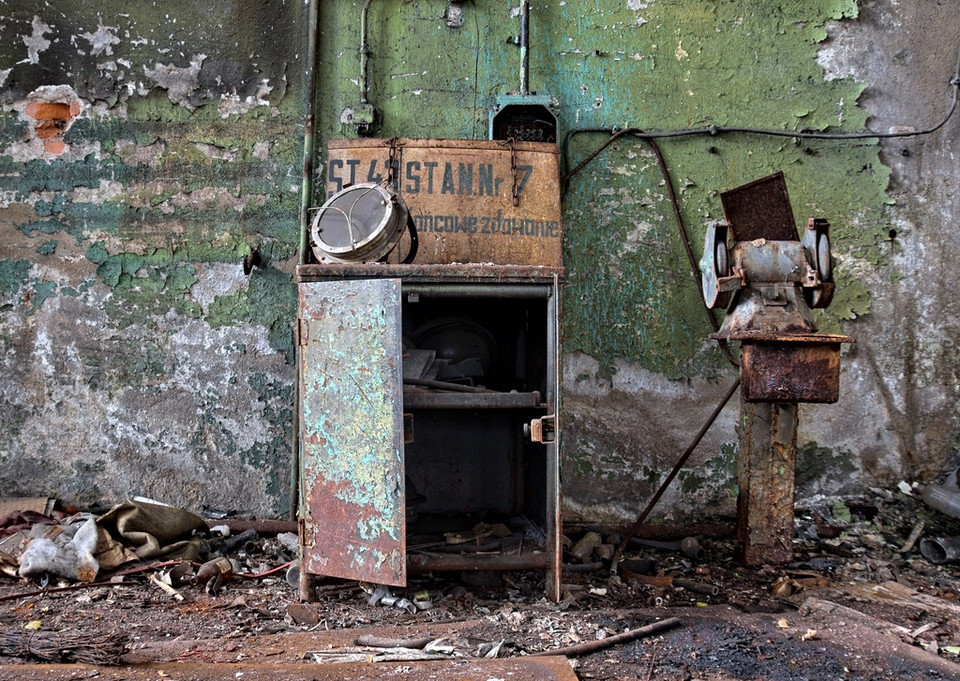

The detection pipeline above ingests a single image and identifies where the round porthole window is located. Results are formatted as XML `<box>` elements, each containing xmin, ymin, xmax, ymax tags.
<box><xmin>310</xmin><ymin>183</ymin><xmax>410</xmax><ymax>263</ymax></box>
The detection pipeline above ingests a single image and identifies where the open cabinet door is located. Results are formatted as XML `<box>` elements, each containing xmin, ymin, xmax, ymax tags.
<box><xmin>298</xmin><ymin>278</ymin><xmax>406</xmax><ymax>587</ymax></box>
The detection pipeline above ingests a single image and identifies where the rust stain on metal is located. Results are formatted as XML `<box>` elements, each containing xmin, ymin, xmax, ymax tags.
<box><xmin>298</xmin><ymin>279</ymin><xmax>406</xmax><ymax>587</ymax></box>
<box><xmin>740</xmin><ymin>341</ymin><xmax>843</xmax><ymax>403</ymax></box>
<box><xmin>324</xmin><ymin>139</ymin><xmax>562</xmax><ymax>267</ymax></box>
<box><xmin>721</xmin><ymin>171</ymin><xmax>798</xmax><ymax>242</ymax></box>
<box><xmin>737</xmin><ymin>402</ymin><xmax>798</xmax><ymax>566</ymax></box>
<box><xmin>298</xmin><ymin>262</ymin><xmax>563</xmax><ymax>284</ymax></box>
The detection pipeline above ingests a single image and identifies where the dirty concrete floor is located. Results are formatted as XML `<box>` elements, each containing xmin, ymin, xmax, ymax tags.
<box><xmin>1</xmin><ymin>489</ymin><xmax>959</xmax><ymax>680</ymax></box>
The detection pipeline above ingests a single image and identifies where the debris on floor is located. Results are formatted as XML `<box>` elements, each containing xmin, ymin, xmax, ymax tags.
<box><xmin>0</xmin><ymin>485</ymin><xmax>958</xmax><ymax>679</ymax></box>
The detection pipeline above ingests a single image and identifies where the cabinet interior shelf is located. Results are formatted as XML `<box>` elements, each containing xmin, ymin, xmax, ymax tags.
<box><xmin>402</xmin><ymin>389</ymin><xmax>543</xmax><ymax>409</ymax></box>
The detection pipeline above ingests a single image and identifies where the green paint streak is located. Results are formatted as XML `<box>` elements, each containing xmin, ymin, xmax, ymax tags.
<box><xmin>86</xmin><ymin>247</ymin><xmax>202</xmax><ymax>328</ymax></box>
<box><xmin>678</xmin><ymin>469</ymin><xmax>707</xmax><ymax>494</ymax></box>
<box><xmin>796</xmin><ymin>441</ymin><xmax>857</xmax><ymax>493</ymax></box>
<box><xmin>0</xmin><ymin>259</ymin><xmax>62</xmax><ymax>315</ymax></box>
<box><xmin>85</xmin><ymin>340</ymin><xmax>168</xmax><ymax>392</ymax></box>
<box><xmin>208</xmin><ymin>266</ymin><xmax>297</xmax><ymax>361</ymax></box>
<box><xmin>31</xmin><ymin>281</ymin><xmax>58</xmax><ymax>310</ymax></box>
<box><xmin>0</xmin><ymin>259</ymin><xmax>32</xmax><ymax>298</ymax></box>
<box><xmin>706</xmin><ymin>442</ymin><xmax>739</xmax><ymax>491</ymax></box>
<box><xmin>242</xmin><ymin>370</ymin><xmax>294</xmax><ymax>500</ymax></box>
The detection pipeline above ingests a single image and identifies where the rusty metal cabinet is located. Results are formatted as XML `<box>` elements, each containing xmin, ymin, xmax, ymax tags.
<box><xmin>297</xmin><ymin>263</ymin><xmax>562</xmax><ymax>601</ymax></box>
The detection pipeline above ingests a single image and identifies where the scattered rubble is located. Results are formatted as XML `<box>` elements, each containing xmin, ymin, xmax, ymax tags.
<box><xmin>0</xmin><ymin>485</ymin><xmax>957</xmax><ymax>679</ymax></box>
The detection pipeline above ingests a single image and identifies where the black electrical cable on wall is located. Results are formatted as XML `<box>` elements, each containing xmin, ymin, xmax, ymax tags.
<box><xmin>565</xmin><ymin>42</ymin><xmax>960</xmax><ymax>167</ymax></box>
<box><xmin>580</xmin><ymin>46</ymin><xmax>960</xmax><ymax>549</ymax></box>
<box><xmin>560</xmin><ymin>44</ymin><xmax>960</xmax><ymax>370</ymax></box>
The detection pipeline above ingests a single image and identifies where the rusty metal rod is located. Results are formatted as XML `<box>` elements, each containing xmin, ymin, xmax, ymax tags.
<box><xmin>0</xmin><ymin>581</ymin><xmax>134</xmax><ymax>603</ymax></box>
<box><xmin>402</xmin><ymin>283</ymin><xmax>552</xmax><ymax>298</ymax></box>
<box><xmin>613</xmin><ymin>378</ymin><xmax>741</xmax><ymax>567</ymax></box>
<box><xmin>403</xmin><ymin>377</ymin><xmax>494</xmax><ymax>393</ymax></box>
<box><xmin>528</xmin><ymin>617</ymin><xmax>682</xmax><ymax>657</ymax></box>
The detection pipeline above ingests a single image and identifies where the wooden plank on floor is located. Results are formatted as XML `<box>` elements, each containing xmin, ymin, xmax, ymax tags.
<box><xmin>1</xmin><ymin>655</ymin><xmax>579</xmax><ymax>681</ymax></box>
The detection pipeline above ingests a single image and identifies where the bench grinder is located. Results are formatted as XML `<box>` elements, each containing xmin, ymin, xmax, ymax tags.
<box><xmin>699</xmin><ymin>171</ymin><xmax>853</xmax><ymax>564</ymax></box>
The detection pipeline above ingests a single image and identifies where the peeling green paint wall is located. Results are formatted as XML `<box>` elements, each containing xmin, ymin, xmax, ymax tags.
<box><xmin>554</xmin><ymin>1</ymin><xmax>886</xmax><ymax>379</ymax></box>
<box><xmin>0</xmin><ymin>1</ymin><xmax>306</xmax><ymax>516</ymax></box>
<box><xmin>312</xmin><ymin>1</ymin><xmax>896</xmax><ymax>521</ymax></box>
<box><xmin>2</xmin><ymin>0</ymin><xmax>956</xmax><ymax>522</ymax></box>
<box><xmin>313</xmin><ymin>1</ymin><xmax>889</xmax><ymax>381</ymax></box>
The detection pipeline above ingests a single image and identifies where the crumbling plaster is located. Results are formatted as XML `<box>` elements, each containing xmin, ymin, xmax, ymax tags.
<box><xmin>0</xmin><ymin>1</ymin><xmax>304</xmax><ymax>516</ymax></box>
<box><xmin>808</xmin><ymin>1</ymin><xmax>960</xmax><ymax>486</ymax></box>
<box><xmin>0</xmin><ymin>0</ymin><xmax>957</xmax><ymax>525</ymax></box>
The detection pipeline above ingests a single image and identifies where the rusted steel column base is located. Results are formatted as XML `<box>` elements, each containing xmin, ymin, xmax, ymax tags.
<box><xmin>737</xmin><ymin>401</ymin><xmax>798</xmax><ymax>565</ymax></box>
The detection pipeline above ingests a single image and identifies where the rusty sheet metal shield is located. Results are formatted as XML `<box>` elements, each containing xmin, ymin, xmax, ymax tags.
<box><xmin>299</xmin><ymin>279</ymin><xmax>406</xmax><ymax>586</ymax></box>
<box><xmin>740</xmin><ymin>340</ymin><xmax>842</xmax><ymax>403</ymax></box>
<box><xmin>325</xmin><ymin>138</ymin><xmax>562</xmax><ymax>267</ymax></box>
<box><xmin>721</xmin><ymin>171</ymin><xmax>798</xmax><ymax>242</ymax></box>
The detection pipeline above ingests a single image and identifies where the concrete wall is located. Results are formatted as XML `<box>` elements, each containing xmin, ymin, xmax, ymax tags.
<box><xmin>1</xmin><ymin>1</ymin><xmax>957</xmax><ymax>524</ymax></box>
<box><xmin>0</xmin><ymin>1</ymin><xmax>305</xmax><ymax>516</ymax></box>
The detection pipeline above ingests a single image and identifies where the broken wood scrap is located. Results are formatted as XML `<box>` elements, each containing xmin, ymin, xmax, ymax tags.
<box><xmin>307</xmin><ymin>647</ymin><xmax>445</xmax><ymax>664</ymax></box>
<box><xmin>148</xmin><ymin>572</ymin><xmax>184</xmax><ymax>601</ymax></box>
<box><xmin>0</xmin><ymin>628</ymin><xmax>128</xmax><ymax>665</ymax></box>
<box><xmin>528</xmin><ymin>617</ymin><xmax>682</xmax><ymax>658</ymax></box>
<box><xmin>900</xmin><ymin>519</ymin><xmax>925</xmax><ymax>554</ymax></box>
<box><xmin>354</xmin><ymin>634</ymin><xmax>436</xmax><ymax>649</ymax></box>
<box><xmin>797</xmin><ymin>597</ymin><xmax>910</xmax><ymax>639</ymax></box>
<box><xmin>845</xmin><ymin>579</ymin><xmax>960</xmax><ymax>619</ymax></box>
<box><xmin>308</xmin><ymin>637</ymin><xmax>504</xmax><ymax>664</ymax></box>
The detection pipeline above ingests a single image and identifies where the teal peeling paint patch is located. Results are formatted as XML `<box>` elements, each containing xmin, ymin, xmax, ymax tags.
<box><xmin>796</xmin><ymin>441</ymin><xmax>857</xmax><ymax>493</ymax></box>
<box><xmin>17</xmin><ymin>220</ymin><xmax>64</xmax><ymax>236</ymax></box>
<box><xmin>208</xmin><ymin>267</ymin><xmax>297</xmax><ymax>361</ymax></box>
<box><xmin>0</xmin><ymin>259</ymin><xmax>32</xmax><ymax>297</ymax></box>
<box><xmin>89</xmin><ymin>249</ymin><xmax>202</xmax><ymax>328</ymax></box>
<box><xmin>31</xmin><ymin>281</ymin><xmax>57</xmax><ymax>310</ymax></box>
<box><xmin>0</xmin><ymin>259</ymin><xmax>58</xmax><ymax>315</ymax></box>
<box><xmin>84</xmin><ymin>339</ymin><xmax>168</xmax><ymax>392</ymax></box>
<box><xmin>678</xmin><ymin>469</ymin><xmax>707</xmax><ymax>495</ymax></box>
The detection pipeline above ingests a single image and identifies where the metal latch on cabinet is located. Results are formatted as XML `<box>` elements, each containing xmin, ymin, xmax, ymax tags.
<box><xmin>525</xmin><ymin>415</ymin><xmax>555</xmax><ymax>443</ymax></box>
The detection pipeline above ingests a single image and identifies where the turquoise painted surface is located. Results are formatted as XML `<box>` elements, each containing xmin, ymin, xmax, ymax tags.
<box><xmin>298</xmin><ymin>280</ymin><xmax>405</xmax><ymax>583</ymax></box>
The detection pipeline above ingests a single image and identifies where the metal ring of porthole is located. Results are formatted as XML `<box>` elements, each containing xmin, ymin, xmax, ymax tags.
<box><xmin>310</xmin><ymin>183</ymin><xmax>409</xmax><ymax>263</ymax></box>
